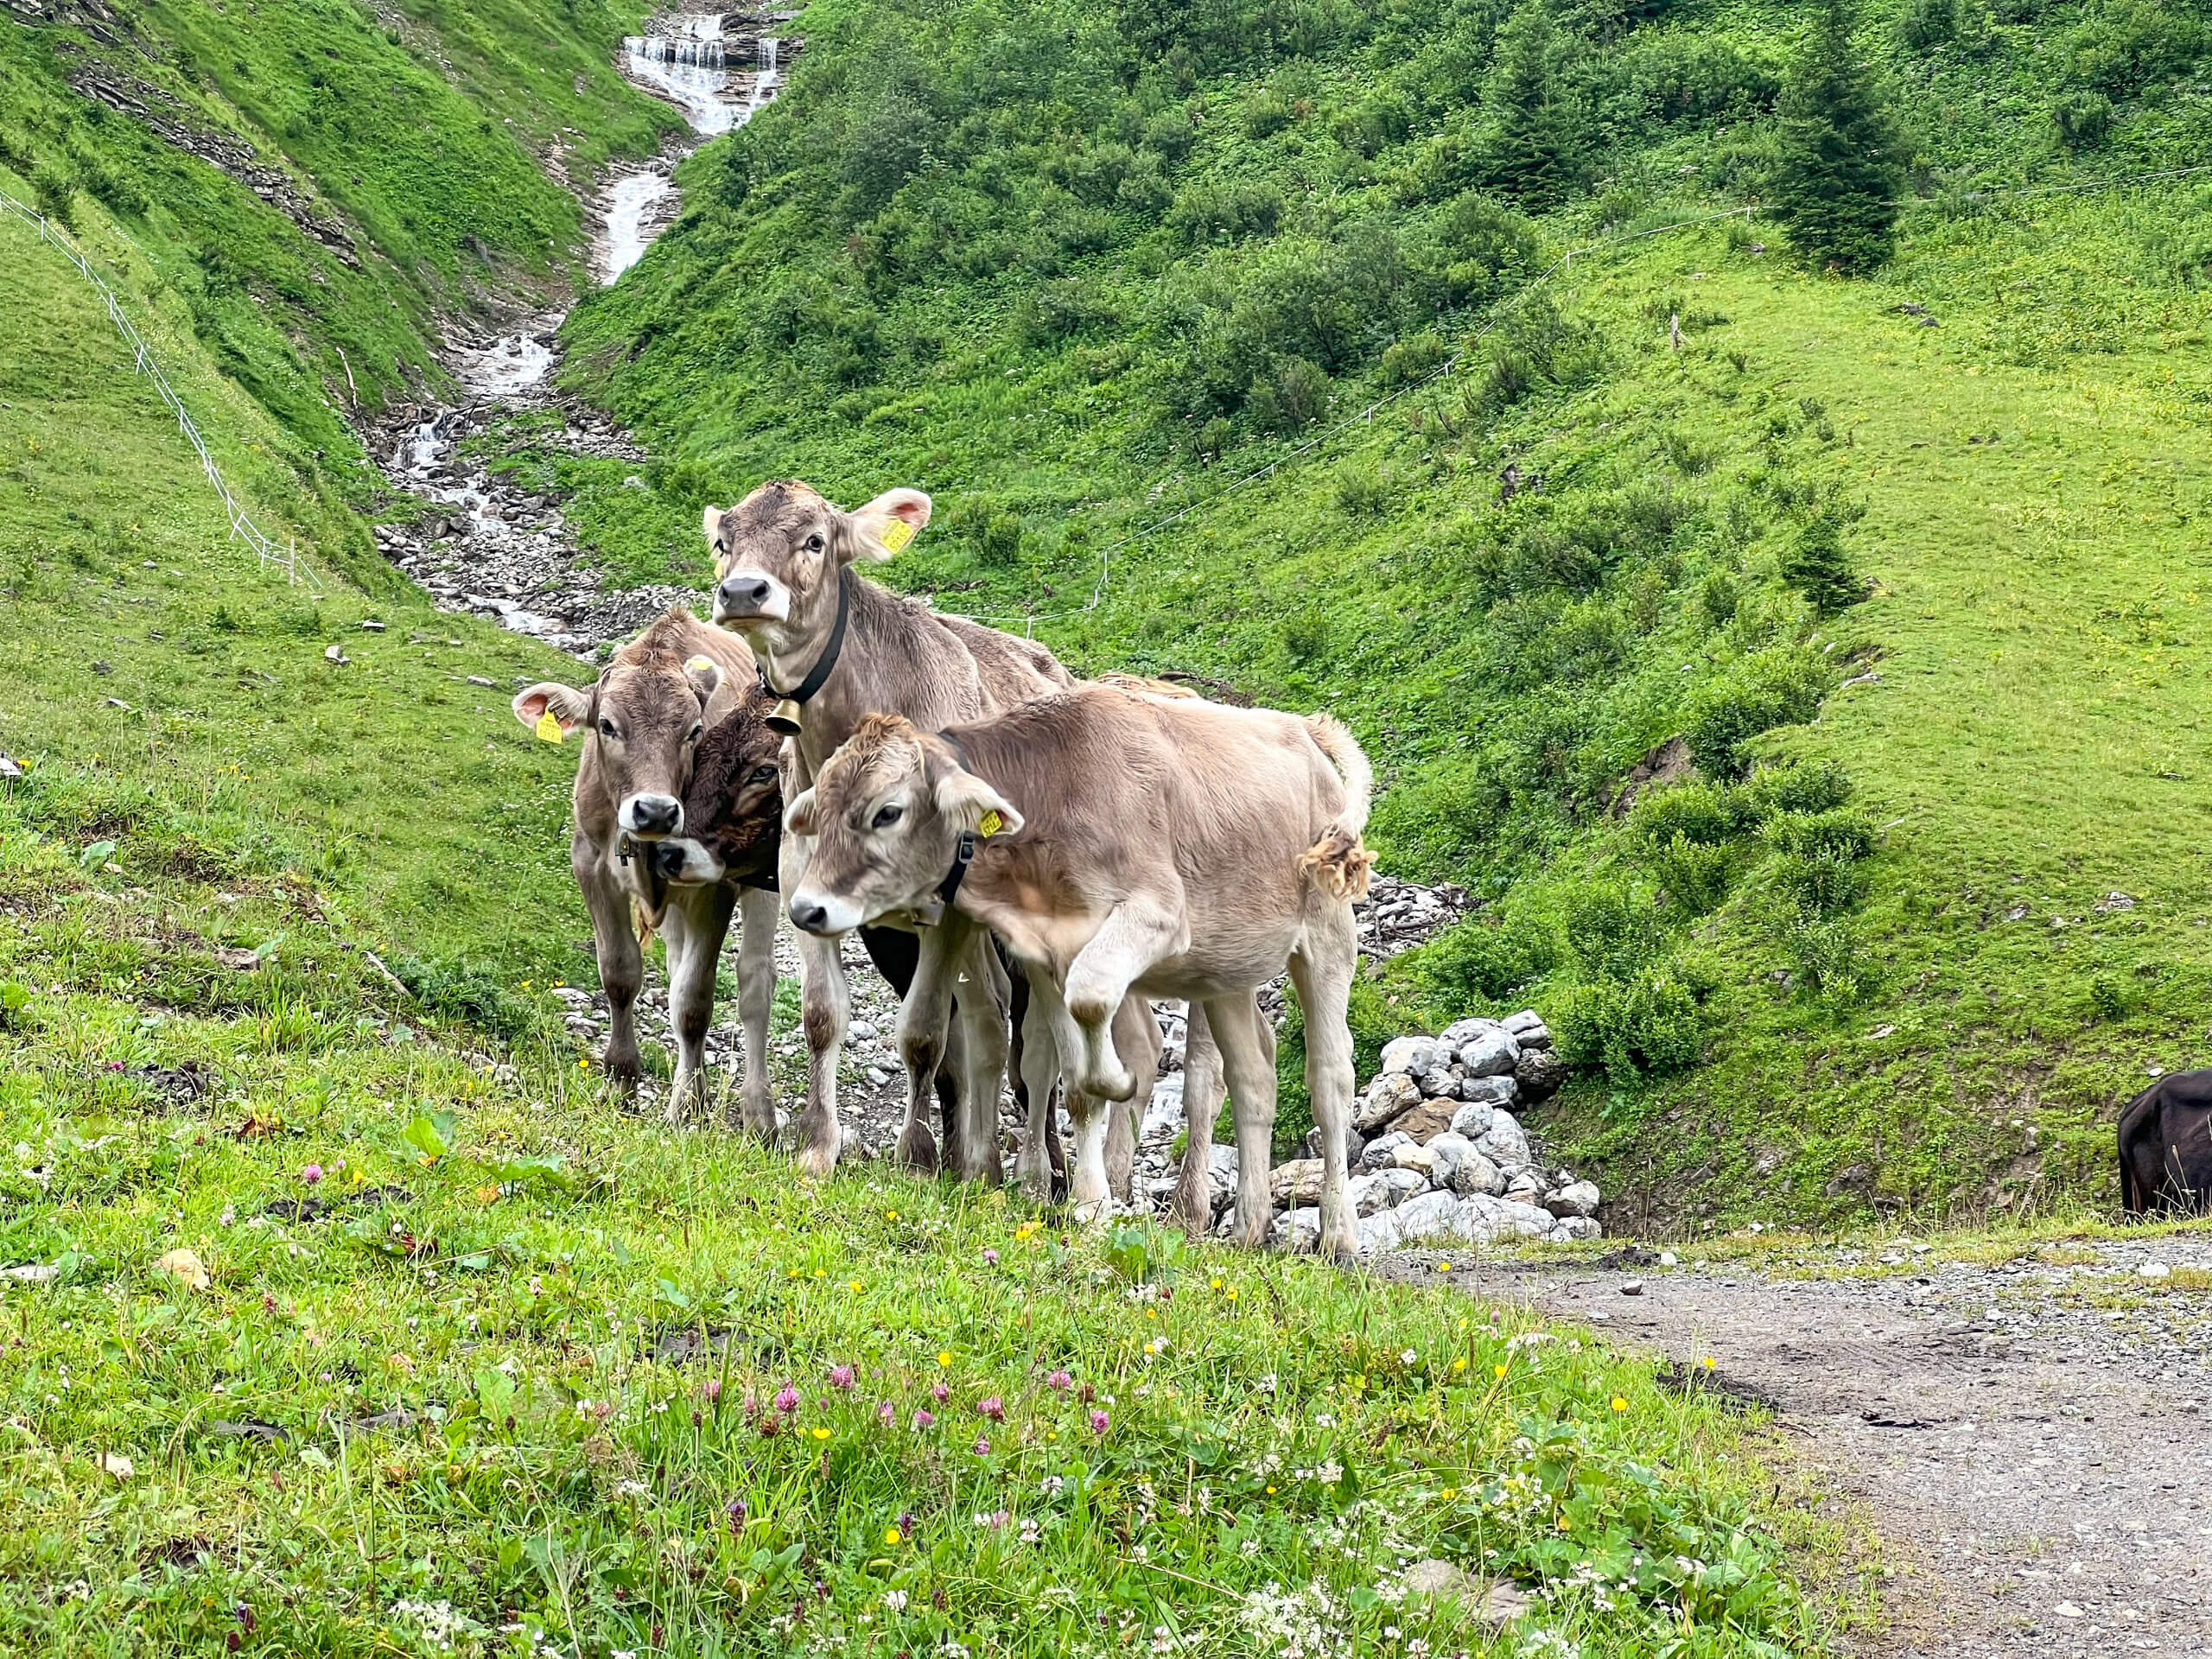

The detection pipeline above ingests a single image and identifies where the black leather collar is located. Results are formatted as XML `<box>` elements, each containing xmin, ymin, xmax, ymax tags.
<box><xmin>760</xmin><ymin>566</ymin><xmax>853</xmax><ymax>735</ymax></box>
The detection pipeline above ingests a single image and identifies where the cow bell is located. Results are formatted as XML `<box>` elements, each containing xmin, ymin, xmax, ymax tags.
<box><xmin>766</xmin><ymin>697</ymin><xmax>804</xmax><ymax>736</ymax></box>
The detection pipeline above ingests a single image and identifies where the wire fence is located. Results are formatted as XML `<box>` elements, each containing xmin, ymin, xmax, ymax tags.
<box><xmin>954</xmin><ymin>162</ymin><xmax>2212</xmax><ymax>633</ymax></box>
<box><xmin>0</xmin><ymin>188</ymin><xmax>321</xmax><ymax>594</ymax></box>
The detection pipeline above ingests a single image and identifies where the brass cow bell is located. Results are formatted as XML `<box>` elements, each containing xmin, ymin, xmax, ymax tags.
<box><xmin>766</xmin><ymin>698</ymin><xmax>804</xmax><ymax>736</ymax></box>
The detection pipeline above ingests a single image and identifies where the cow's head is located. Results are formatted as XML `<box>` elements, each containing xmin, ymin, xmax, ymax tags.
<box><xmin>513</xmin><ymin>651</ymin><xmax>724</xmax><ymax>842</ymax></box>
<box><xmin>704</xmin><ymin>481</ymin><xmax>931</xmax><ymax>661</ymax></box>
<box><xmin>666</xmin><ymin>694</ymin><xmax>786</xmax><ymax>887</ymax></box>
<box><xmin>782</xmin><ymin>713</ymin><xmax>1021</xmax><ymax>937</ymax></box>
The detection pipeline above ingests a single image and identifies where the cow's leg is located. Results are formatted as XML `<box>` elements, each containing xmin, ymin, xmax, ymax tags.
<box><xmin>1204</xmin><ymin>993</ymin><xmax>1277</xmax><ymax>1247</ymax></box>
<box><xmin>1170</xmin><ymin>1001</ymin><xmax>1223</xmax><ymax>1238</ymax></box>
<box><xmin>791</xmin><ymin>927</ymin><xmax>849</xmax><ymax>1177</ymax></box>
<box><xmin>661</xmin><ymin>881</ymin><xmax>736</xmax><ymax>1127</ymax></box>
<box><xmin>1106</xmin><ymin>993</ymin><xmax>1155</xmax><ymax>1205</ymax></box>
<box><xmin>945</xmin><ymin>919</ymin><xmax>1010</xmax><ymax>1185</ymax></box>
<box><xmin>893</xmin><ymin>925</ymin><xmax>963</xmax><ymax>1174</ymax></box>
<box><xmin>864</xmin><ymin>925</ymin><xmax>964</xmax><ymax>1171</ymax></box>
<box><xmin>576</xmin><ymin>840</ymin><xmax>644</xmax><ymax>1100</ymax></box>
<box><xmin>729</xmin><ymin>884</ymin><xmax>780</xmax><ymax>1138</ymax></box>
<box><xmin>1061</xmin><ymin>901</ymin><xmax>1183</xmax><ymax>1102</ymax></box>
<box><xmin>1287</xmin><ymin>909</ymin><xmax>1360</xmax><ymax>1259</ymax></box>
<box><xmin>1024</xmin><ymin>972</ymin><xmax>1112</xmax><ymax>1223</ymax></box>
<box><xmin>1012</xmin><ymin>988</ymin><xmax>1061</xmax><ymax>1203</ymax></box>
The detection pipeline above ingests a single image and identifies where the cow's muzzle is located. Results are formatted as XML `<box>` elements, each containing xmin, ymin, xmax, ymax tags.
<box><xmin>787</xmin><ymin>888</ymin><xmax>861</xmax><ymax>938</ymax></box>
<box><xmin>620</xmin><ymin>792</ymin><xmax>683</xmax><ymax>839</ymax></box>
<box><xmin>714</xmin><ymin>569</ymin><xmax>789</xmax><ymax>625</ymax></box>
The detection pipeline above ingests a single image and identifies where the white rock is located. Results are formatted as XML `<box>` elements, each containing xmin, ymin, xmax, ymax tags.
<box><xmin>1463</xmin><ymin>1195</ymin><xmax>1556</xmax><ymax>1241</ymax></box>
<box><xmin>1379</xmin><ymin>1036</ymin><xmax>1439</xmax><ymax>1077</ymax></box>
<box><xmin>1449</xmin><ymin>1150</ymin><xmax>1507</xmax><ymax>1198</ymax></box>
<box><xmin>1357</xmin><ymin>1208</ymin><xmax>1404</xmax><ymax>1255</ymax></box>
<box><xmin>1347</xmin><ymin>1172</ymin><xmax>1393</xmax><ymax>1217</ymax></box>
<box><xmin>1439</xmin><ymin>1017</ymin><xmax>1503</xmax><ymax>1047</ymax></box>
<box><xmin>1268</xmin><ymin>1159</ymin><xmax>1325</xmax><ymax>1207</ymax></box>
<box><xmin>1380</xmin><ymin>1167</ymin><xmax>1427</xmax><ymax>1202</ymax></box>
<box><xmin>1360</xmin><ymin>1130</ymin><xmax>1411</xmax><ymax>1171</ymax></box>
<box><xmin>1457</xmin><ymin>1028</ymin><xmax>1522</xmax><ymax>1077</ymax></box>
<box><xmin>1355</xmin><ymin>1071</ymin><xmax>1421</xmax><ymax>1133</ymax></box>
<box><xmin>1501</xmin><ymin>1171</ymin><xmax>1547</xmax><ymax>1207</ymax></box>
<box><xmin>1449</xmin><ymin>1100</ymin><xmax>1495</xmax><ymax>1141</ymax></box>
<box><xmin>1502</xmin><ymin>1008</ymin><xmax>1547</xmax><ymax>1037</ymax></box>
<box><xmin>1459</xmin><ymin>1073</ymin><xmax>1518</xmax><ymax>1108</ymax></box>
<box><xmin>2138</xmin><ymin>1261</ymin><xmax>2171</xmax><ymax>1280</ymax></box>
<box><xmin>1390</xmin><ymin>1141</ymin><xmax>1438</xmax><ymax>1177</ymax></box>
<box><xmin>1391</xmin><ymin>1190</ymin><xmax>1464</xmax><ymax>1243</ymax></box>
<box><xmin>1546</xmin><ymin>1180</ymin><xmax>1601</xmax><ymax>1219</ymax></box>
<box><xmin>1425</xmin><ymin>1131</ymin><xmax>1474</xmax><ymax>1180</ymax></box>
<box><xmin>1415</xmin><ymin>1066</ymin><xmax>1459</xmax><ymax>1100</ymax></box>
<box><xmin>1401</xmin><ymin>1559</ymin><xmax>1471</xmax><ymax>1603</ymax></box>
<box><xmin>1554</xmin><ymin>1216</ymin><xmax>1603</xmax><ymax>1241</ymax></box>
<box><xmin>1271</xmin><ymin>1206</ymin><xmax>1321</xmax><ymax>1250</ymax></box>
<box><xmin>1477</xmin><ymin>1109</ymin><xmax>1531</xmax><ymax>1169</ymax></box>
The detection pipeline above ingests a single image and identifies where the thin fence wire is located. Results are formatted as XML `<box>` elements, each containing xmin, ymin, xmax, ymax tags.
<box><xmin>0</xmin><ymin>188</ymin><xmax>321</xmax><ymax>594</ymax></box>
<box><xmin>953</xmin><ymin>162</ymin><xmax>2212</xmax><ymax>633</ymax></box>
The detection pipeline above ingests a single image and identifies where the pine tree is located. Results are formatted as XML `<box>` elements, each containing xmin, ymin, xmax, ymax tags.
<box><xmin>1771</xmin><ymin>0</ymin><xmax>1907</xmax><ymax>275</ymax></box>
<box><xmin>1475</xmin><ymin>3</ymin><xmax>1587</xmax><ymax>208</ymax></box>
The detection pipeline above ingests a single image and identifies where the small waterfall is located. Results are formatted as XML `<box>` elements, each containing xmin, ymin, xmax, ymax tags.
<box><xmin>621</xmin><ymin>35</ymin><xmax>727</xmax><ymax>68</ymax></box>
<box><xmin>760</xmin><ymin>35</ymin><xmax>779</xmax><ymax>74</ymax></box>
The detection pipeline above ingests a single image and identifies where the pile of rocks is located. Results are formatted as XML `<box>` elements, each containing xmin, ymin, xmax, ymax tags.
<box><xmin>1267</xmin><ymin>1010</ymin><xmax>1603</xmax><ymax>1255</ymax></box>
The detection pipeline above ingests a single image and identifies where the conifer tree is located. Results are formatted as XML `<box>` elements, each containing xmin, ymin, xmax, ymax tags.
<box><xmin>1475</xmin><ymin>2</ymin><xmax>1586</xmax><ymax>208</ymax></box>
<box><xmin>1771</xmin><ymin>0</ymin><xmax>1907</xmax><ymax>274</ymax></box>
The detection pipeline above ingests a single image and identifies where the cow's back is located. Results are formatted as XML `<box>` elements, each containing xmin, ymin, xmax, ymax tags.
<box><xmin>2119</xmin><ymin>1068</ymin><xmax>2212</xmax><ymax>1214</ymax></box>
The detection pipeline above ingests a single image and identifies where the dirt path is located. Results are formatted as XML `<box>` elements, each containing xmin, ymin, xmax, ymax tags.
<box><xmin>1388</xmin><ymin>1232</ymin><xmax>2212</xmax><ymax>1656</ymax></box>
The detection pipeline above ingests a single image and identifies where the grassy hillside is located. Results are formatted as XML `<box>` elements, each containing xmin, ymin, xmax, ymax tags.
<box><xmin>0</xmin><ymin>199</ymin><xmax>1866</xmax><ymax>1657</ymax></box>
<box><xmin>2</xmin><ymin>0</ymin><xmax>673</xmax><ymax>587</ymax></box>
<box><xmin>546</xmin><ymin>0</ymin><xmax>2212</xmax><ymax>1224</ymax></box>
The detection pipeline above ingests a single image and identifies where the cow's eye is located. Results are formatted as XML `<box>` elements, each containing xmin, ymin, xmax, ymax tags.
<box><xmin>871</xmin><ymin>803</ymin><xmax>904</xmax><ymax>830</ymax></box>
<box><xmin>750</xmin><ymin>765</ymin><xmax>779</xmax><ymax>785</ymax></box>
<box><xmin>687</xmin><ymin>724</ymin><xmax>703</xmax><ymax>745</ymax></box>
<box><xmin>804</xmin><ymin>532</ymin><xmax>825</xmax><ymax>553</ymax></box>
<box><xmin>598</xmin><ymin>720</ymin><xmax>619</xmax><ymax>740</ymax></box>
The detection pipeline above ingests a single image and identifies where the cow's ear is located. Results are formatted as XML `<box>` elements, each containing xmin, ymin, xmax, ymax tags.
<box><xmin>849</xmin><ymin>488</ymin><xmax>931</xmax><ymax>563</ymax></box>
<box><xmin>702</xmin><ymin>505</ymin><xmax>726</xmax><ymax>555</ymax></box>
<box><xmin>684</xmin><ymin>655</ymin><xmax>723</xmax><ymax>709</ymax></box>
<box><xmin>932</xmin><ymin>765</ymin><xmax>1023</xmax><ymax>839</ymax></box>
<box><xmin>784</xmin><ymin>786</ymin><xmax>820</xmax><ymax>837</ymax></box>
<box><xmin>513</xmin><ymin>682</ymin><xmax>591</xmax><ymax>740</ymax></box>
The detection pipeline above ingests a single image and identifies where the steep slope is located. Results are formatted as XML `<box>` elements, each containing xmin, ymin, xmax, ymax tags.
<box><xmin>550</xmin><ymin>0</ymin><xmax>2212</xmax><ymax>1221</ymax></box>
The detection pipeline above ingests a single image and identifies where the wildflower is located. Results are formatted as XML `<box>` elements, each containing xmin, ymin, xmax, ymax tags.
<box><xmin>1452</xmin><ymin>1357</ymin><xmax>1467</xmax><ymax>1372</ymax></box>
<box><xmin>302</xmin><ymin>1164</ymin><xmax>323</xmax><ymax>1185</ymax></box>
<box><xmin>977</xmin><ymin>1396</ymin><xmax>1006</xmax><ymax>1422</ymax></box>
<box><xmin>1090</xmin><ymin>1409</ymin><xmax>1109</xmax><ymax>1435</ymax></box>
<box><xmin>1226</xmin><ymin>1287</ymin><xmax>1238</xmax><ymax>1300</ymax></box>
<box><xmin>1047</xmin><ymin>1370</ymin><xmax>1073</xmax><ymax>1391</ymax></box>
<box><xmin>774</xmin><ymin>1386</ymin><xmax>800</xmax><ymax>1414</ymax></box>
<box><xmin>1437</xmin><ymin>1261</ymin><xmax>1452</xmax><ymax>1273</ymax></box>
<box><xmin>982</xmin><ymin>1248</ymin><xmax>1000</xmax><ymax>1266</ymax></box>
<box><xmin>912</xmin><ymin>1409</ymin><xmax>935</xmax><ymax>1430</ymax></box>
<box><xmin>1610</xmin><ymin>1395</ymin><xmax>1628</xmax><ymax>1413</ymax></box>
<box><xmin>1210</xmin><ymin>1278</ymin><xmax>1222</xmax><ymax>1290</ymax></box>
<box><xmin>885</xmin><ymin>1526</ymin><xmax>903</xmax><ymax>1546</ymax></box>
<box><xmin>938</xmin><ymin>1350</ymin><xmax>951</xmax><ymax>1368</ymax></box>
<box><xmin>884</xmin><ymin>1590</ymin><xmax>907</xmax><ymax>1611</ymax></box>
<box><xmin>1401</xmin><ymin>1348</ymin><xmax>1417</xmax><ymax>1364</ymax></box>
<box><xmin>931</xmin><ymin>1382</ymin><xmax>950</xmax><ymax>1402</ymax></box>
<box><xmin>704</xmin><ymin>1380</ymin><xmax>723</xmax><ymax>1402</ymax></box>
<box><xmin>726</xmin><ymin>1497</ymin><xmax>747</xmax><ymax>1538</ymax></box>
<box><xmin>899</xmin><ymin>1512</ymin><xmax>915</xmax><ymax>1535</ymax></box>
<box><xmin>811</xmin><ymin>1427</ymin><xmax>831</xmax><ymax>1440</ymax></box>
<box><xmin>829</xmin><ymin>1364</ymin><xmax>855</xmax><ymax>1390</ymax></box>
<box><xmin>973</xmin><ymin>1435</ymin><xmax>991</xmax><ymax>1455</ymax></box>
<box><xmin>1494</xmin><ymin>1363</ymin><xmax>1508</xmax><ymax>1379</ymax></box>
<box><xmin>1702</xmin><ymin>1356</ymin><xmax>1716</xmax><ymax>1370</ymax></box>
<box><xmin>877</xmin><ymin>1402</ymin><xmax>895</xmax><ymax>1427</ymax></box>
<box><xmin>1020</xmin><ymin>1516</ymin><xmax>1042</xmax><ymax>1545</ymax></box>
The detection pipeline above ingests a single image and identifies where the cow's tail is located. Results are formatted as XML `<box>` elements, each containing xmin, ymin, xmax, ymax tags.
<box><xmin>1300</xmin><ymin>713</ymin><xmax>1375</xmax><ymax>902</ymax></box>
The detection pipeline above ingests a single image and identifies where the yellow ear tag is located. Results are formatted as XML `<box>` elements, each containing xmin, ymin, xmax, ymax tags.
<box><xmin>535</xmin><ymin>709</ymin><xmax>564</xmax><ymax>743</ymax></box>
<box><xmin>976</xmin><ymin>809</ymin><xmax>1003</xmax><ymax>838</ymax></box>
<box><xmin>877</xmin><ymin>518</ymin><xmax>918</xmax><ymax>554</ymax></box>
<box><xmin>684</xmin><ymin>654</ymin><xmax>715</xmax><ymax>674</ymax></box>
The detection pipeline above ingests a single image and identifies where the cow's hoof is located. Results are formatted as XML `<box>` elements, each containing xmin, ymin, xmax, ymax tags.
<box><xmin>796</xmin><ymin>1139</ymin><xmax>840</xmax><ymax>1180</ymax></box>
<box><xmin>1068</xmin><ymin>1194</ymin><xmax>1113</xmax><ymax>1227</ymax></box>
<box><xmin>896</xmin><ymin>1124</ymin><xmax>939</xmax><ymax>1175</ymax></box>
<box><xmin>1012</xmin><ymin>1153</ymin><xmax>1052</xmax><ymax>1204</ymax></box>
<box><xmin>1317</xmin><ymin>1227</ymin><xmax>1361</xmax><ymax>1261</ymax></box>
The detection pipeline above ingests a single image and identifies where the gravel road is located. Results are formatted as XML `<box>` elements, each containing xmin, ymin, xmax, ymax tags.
<box><xmin>1388</xmin><ymin>1232</ymin><xmax>2212</xmax><ymax>1657</ymax></box>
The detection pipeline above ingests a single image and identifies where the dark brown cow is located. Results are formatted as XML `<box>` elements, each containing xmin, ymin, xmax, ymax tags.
<box><xmin>2119</xmin><ymin>1070</ymin><xmax>2212</xmax><ymax>1216</ymax></box>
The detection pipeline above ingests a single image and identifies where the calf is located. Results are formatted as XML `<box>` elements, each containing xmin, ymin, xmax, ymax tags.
<box><xmin>783</xmin><ymin>686</ymin><xmax>1375</xmax><ymax>1252</ymax></box>
<box><xmin>2118</xmin><ymin>1069</ymin><xmax>2212</xmax><ymax>1216</ymax></box>
<box><xmin>706</xmin><ymin>480</ymin><xmax>1077</xmax><ymax>1182</ymax></box>
<box><xmin>512</xmin><ymin>608</ymin><xmax>779</xmax><ymax>1130</ymax></box>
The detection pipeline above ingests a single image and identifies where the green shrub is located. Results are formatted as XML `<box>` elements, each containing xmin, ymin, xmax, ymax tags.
<box><xmin>29</xmin><ymin>162</ymin><xmax>75</xmax><ymax>229</ymax></box>
<box><xmin>1770</xmin><ymin>844</ymin><xmax>1865</xmax><ymax>915</ymax></box>
<box><xmin>1378</xmin><ymin>331</ymin><xmax>1447</xmax><ymax>387</ymax></box>
<box><xmin>1897</xmin><ymin>0</ymin><xmax>1961</xmax><ymax>48</ymax></box>
<box><xmin>1418</xmin><ymin>918</ymin><xmax>1560</xmax><ymax>1004</ymax></box>
<box><xmin>1649</xmin><ymin>831</ymin><xmax>1738</xmax><ymax>913</ymax></box>
<box><xmin>1243</xmin><ymin>89</ymin><xmax>1295</xmax><ymax>139</ymax></box>
<box><xmin>1743</xmin><ymin>757</ymin><xmax>1853</xmax><ymax>817</ymax></box>
<box><xmin>979</xmin><ymin>512</ymin><xmax>1024</xmax><ymax>567</ymax></box>
<box><xmin>1554</xmin><ymin>964</ymin><xmax>1707</xmax><ymax>1078</ymax></box>
<box><xmin>1777</xmin><ymin>912</ymin><xmax>1877</xmax><ymax>1002</ymax></box>
<box><xmin>2088</xmin><ymin>974</ymin><xmax>2126</xmax><ymax>1020</ymax></box>
<box><xmin>2051</xmin><ymin>92</ymin><xmax>2114</xmax><ymax>150</ymax></box>
<box><xmin>1630</xmin><ymin>780</ymin><xmax>1745</xmax><ymax>848</ymax></box>
<box><xmin>1764</xmin><ymin>806</ymin><xmax>1878</xmax><ymax>864</ymax></box>
<box><xmin>1779</xmin><ymin>514</ymin><xmax>1868</xmax><ymax>614</ymax></box>
<box><xmin>1334</xmin><ymin>464</ymin><xmax>1395</xmax><ymax>518</ymax></box>
<box><xmin>1683</xmin><ymin>647</ymin><xmax>1828</xmax><ymax>779</ymax></box>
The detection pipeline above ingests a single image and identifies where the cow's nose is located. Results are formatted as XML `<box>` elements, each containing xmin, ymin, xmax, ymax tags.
<box><xmin>718</xmin><ymin>574</ymin><xmax>772</xmax><ymax>614</ymax></box>
<box><xmin>790</xmin><ymin>897</ymin><xmax>830</xmax><ymax>934</ymax></box>
<box><xmin>627</xmin><ymin>795</ymin><xmax>681</xmax><ymax>836</ymax></box>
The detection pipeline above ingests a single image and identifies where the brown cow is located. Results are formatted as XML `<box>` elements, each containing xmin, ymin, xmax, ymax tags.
<box><xmin>783</xmin><ymin>688</ymin><xmax>1374</xmax><ymax>1252</ymax></box>
<box><xmin>705</xmin><ymin>481</ymin><xmax>1083</xmax><ymax>1184</ymax></box>
<box><xmin>512</xmin><ymin>609</ymin><xmax>779</xmax><ymax>1130</ymax></box>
